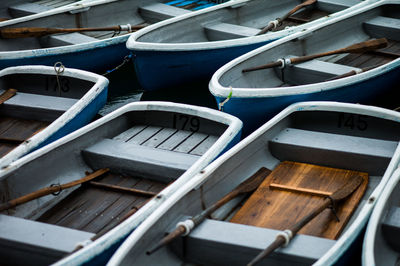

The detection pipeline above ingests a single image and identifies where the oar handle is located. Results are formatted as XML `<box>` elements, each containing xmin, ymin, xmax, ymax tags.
<box><xmin>146</xmin><ymin>224</ymin><xmax>187</xmax><ymax>255</ymax></box>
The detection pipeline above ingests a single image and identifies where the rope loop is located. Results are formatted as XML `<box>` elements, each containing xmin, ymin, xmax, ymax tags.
<box><xmin>54</xmin><ymin>62</ymin><xmax>65</xmax><ymax>96</ymax></box>
<box><xmin>276</xmin><ymin>229</ymin><xmax>293</xmax><ymax>247</ymax></box>
<box><xmin>102</xmin><ymin>54</ymin><xmax>133</xmax><ymax>76</ymax></box>
<box><xmin>50</xmin><ymin>183</ymin><xmax>62</xmax><ymax>196</ymax></box>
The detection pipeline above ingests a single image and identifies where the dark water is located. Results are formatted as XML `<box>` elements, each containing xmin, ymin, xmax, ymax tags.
<box><xmin>98</xmin><ymin>61</ymin><xmax>219</xmax><ymax>117</ymax></box>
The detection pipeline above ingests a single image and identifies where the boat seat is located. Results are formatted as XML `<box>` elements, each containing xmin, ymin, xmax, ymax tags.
<box><xmin>281</xmin><ymin>58</ymin><xmax>361</xmax><ymax>84</ymax></box>
<box><xmin>269</xmin><ymin>128</ymin><xmax>398</xmax><ymax>176</ymax></box>
<box><xmin>40</xmin><ymin>33</ymin><xmax>99</xmax><ymax>47</ymax></box>
<box><xmin>0</xmin><ymin>214</ymin><xmax>94</xmax><ymax>265</ymax></box>
<box><xmin>0</xmin><ymin>90</ymin><xmax>78</xmax><ymax>121</ymax></box>
<box><xmin>363</xmin><ymin>16</ymin><xmax>400</xmax><ymax>42</ymax></box>
<box><xmin>381</xmin><ymin>206</ymin><xmax>400</xmax><ymax>252</ymax></box>
<box><xmin>7</xmin><ymin>3</ymin><xmax>52</xmax><ymax>18</ymax></box>
<box><xmin>316</xmin><ymin>0</ymin><xmax>362</xmax><ymax>13</ymax></box>
<box><xmin>170</xmin><ymin>218</ymin><xmax>335</xmax><ymax>265</ymax></box>
<box><xmin>82</xmin><ymin>138</ymin><xmax>200</xmax><ymax>183</ymax></box>
<box><xmin>138</xmin><ymin>3</ymin><xmax>191</xmax><ymax>23</ymax></box>
<box><xmin>204</xmin><ymin>23</ymin><xmax>260</xmax><ymax>41</ymax></box>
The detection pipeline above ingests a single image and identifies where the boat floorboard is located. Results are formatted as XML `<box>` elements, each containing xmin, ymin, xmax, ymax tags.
<box><xmin>336</xmin><ymin>39</ymin><xmax>399</xmax><ymax>68</ymax></box>
<box><xmin>37</xmin><ymin>172</ymin><xmax>167</xmax><ymax>235</ymax></box>
<box><xmin>0</xmin><ymin>116</ymin><xmax>49</xmax><ymax>157</ymax></box>
<box><xmin>274</xmin><ymin>9</ymin><xmax>330</xmax><ymax>32</ymax></box>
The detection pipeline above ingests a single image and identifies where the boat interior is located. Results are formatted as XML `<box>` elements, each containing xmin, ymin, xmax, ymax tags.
<box><xmin>0</xmin><ymin>0</ymin><xmax>223</xmax><ymax>51</ymax></box>
<box><xmin>137</xmin><ymin>109</ymin><xmax>400</xmax><ymax>265</ymax></box>
<box><xmin>0</xmin><ymin>109</ymin><xmax>228</xmax><ymax>264</ymax></box>
<box><xmin>378</xmin><ymin>180</ymin><xmax>400</xmax><ymax>262</ymax></box>
<box><xmin>0</xmin><ymin>72</ymin><xmax>94</xmax><ymax>158</ymax></box>
<box><xmin>137</xmin><ymin>0</ymin><xmax>360</xmax><ymax>43</ymax></box>
<box><xmin>225</xmin><ymin>3</ymin><xmax>400</xmax><ymax>89</ymax></box>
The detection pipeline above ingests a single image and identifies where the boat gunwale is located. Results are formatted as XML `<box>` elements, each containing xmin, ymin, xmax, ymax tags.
<box><xmin>362</xmin><ymin>165</ymin><xmax>400</xmax><ymax>265</ymax></box>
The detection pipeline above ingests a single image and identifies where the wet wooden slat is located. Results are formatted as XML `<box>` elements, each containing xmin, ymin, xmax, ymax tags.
<box><xmin>113</xmin><ymin>125</ymin><xmax>146</xmax><ymax>142</ymax></box>
<box><xmin>189</xmin><ymin>135</ymin><xmax>218</xmax><ymax>156</ymax></box>
<box><xmin>174</xmin><ymin>132</ymin><xmax>209</xmax><ymax>153</ymax></box>
<box><xmin>157</xmin><ymin>130</ymin><xmax>192</xmax><ymax>151</ymax></box>
<box><xmin>37</xmin><ymin>172</ymin><xmax>167</xmax><ymax>235</ymax></box>
<box><xmin>127</xmin><ymin>126</ymin><xmax>162</xmax><ymax>145</ymax></box>
<box><xmin>143</xmin><ymin>128</ymin><xmax>178</xmax><ymax>148</ymax></box>
<box><xmin>230</xmin><ymin>161</ymin><xmax>368</xmax><ymax>240</ymax></box>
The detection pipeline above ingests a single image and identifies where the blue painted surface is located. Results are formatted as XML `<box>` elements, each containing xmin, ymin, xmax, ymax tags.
<box><xmin>0</xmin><ymin>41</ymin><xmax>129</xmax><ymax>74</ymax></box>
<box><xmin>132</xmin><ymin>42</ymin><xmax>272</xmax><ymax>91</ymax></box>
<box><xmin>216</xmin><ymin>67</ymin><xmax>400</xmax><ymax>137</ymax></box>
<box><xmin>33</xmin><ymin>86</ymin><xmax>108</xmax><ymax>152</ymax></box>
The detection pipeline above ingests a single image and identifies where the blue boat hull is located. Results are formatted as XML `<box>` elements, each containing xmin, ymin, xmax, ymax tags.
<box><xmin>133</xmin><ymin>42</ymin><xmax>271</xmax><ymax>91</ymax></box>
<box><xmin>0</xmin><ymin>41</ymin><xmax>129</xmax><ymax>74</ymax></box>
<box><xmin>215</xmin><ymin>67</ymin><xmax>400</xmax><ymax>137</ymax></box>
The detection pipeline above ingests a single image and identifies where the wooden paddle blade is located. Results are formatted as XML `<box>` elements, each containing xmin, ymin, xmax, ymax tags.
<box><xmin>338</xmin><ymin>38</ymin><xmax>388</xmax><ymax>54</ymax></box>
<box><xmin>233</xmin><ymin>167</ymin><xmax>272</xmax><ymax>194</ymax></box>
<box><xmin>330</xmin><ymin>175</ymin><xmax>363</xmax><ymax>201</ymax></box>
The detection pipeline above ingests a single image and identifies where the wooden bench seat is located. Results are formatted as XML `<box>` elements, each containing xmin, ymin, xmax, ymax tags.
<box><xmin>204</xmin><ymin>22</ymin><xmax>260</xmax><ymax>41</ymax></box>
<box><xmin>281</xmin><ymin>58</ymin><xmax>361</xmax><ymax>84</ymax></box>
<box><xmin>171</xmin><ymin>218</ymin><xmax>335</xmax><ymax>265</ymax></box>
<box><xmin>0</xmin><ymin>90</ymin><xmax>78</xmax><ymax>121</ymax></box>
<box><xmin>139</xmin><ymin>3</ymin><xmax>191</xmax><ymax>23</ymax></box>
<box><xmin>82</xmin><ymin>138</ymin><xmax>200</xmax><ymax>183</ymax></box>
<box><xmin>381</xmin><ymin>205</ymin><xmax>400</xmax><ymax>252</ymax></box>
<box><xmin>269</xmin><ymin>128</ymin><xmax>398</xmax><ymax>175</ymax></box>
<box><xmin>0</xmin><ymin>214</ymin><xmax>94</xmax><ymax>265</ymax></box>
<box><xmin>363</xmin><ymin>16</ymin><xmax>400</xmax><ymax>41</ymax></box>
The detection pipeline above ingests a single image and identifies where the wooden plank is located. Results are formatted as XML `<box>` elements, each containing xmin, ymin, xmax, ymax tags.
<box><xmin>0</xmin><ymin>89</ymin><xmax>17</xmax><ymax>105</ymax></box>
<box><xmin>230</xmin><ymin>161</ymin><xmax>368</xmax><ymax>240</ymax></box>
<box><xmin>157</xmin><ymin>130</ymin><xmax>192</xmax><ymax>151</ymax></box>
<box><xmin>127</xmin><ymin>126</ymin><xmax>162</xmax><ymax>145</ymax></box>
<box><xmin>189</xmin><ymin>135</ymin><xmax>218</xmax><ymax>156</ymax></box>
<box><xmin>38</xmin><ymin>172</ymin><xmax>167</xmax><ymax>235</ymax></box>
<box><xmin>113</xmin><ymin>125</ymin><xmax>146</xmax><ymax>142</ymax></box>
<box><xmin>174</xmin><ymin>132</ymin><xmax>208</xmax><ymax>153</ymax></box>
<box><xmin>142</xmin><ymin>128</ymin><xmax>178</xmax><ymax>148</ymax></box>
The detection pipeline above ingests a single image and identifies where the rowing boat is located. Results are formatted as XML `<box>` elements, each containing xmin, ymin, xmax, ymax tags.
<box><xmin>0</xmin><ymin>64</ymin><xmax>108</xmax><ymax>169</ymax></box>
<box><xmin>209</xmin><ymin>0</ymin><xmax>400</xmax><ymax>136</ymax></box>
<box><xmin>0</xmin><ymin>101</ymin><xmax>242</xmax><ymax>265</ymax></box>
<box><xmin>106</xmin><ymin>101</ymin><xmax>400</xmax><ymax>266</ymax></box>
<box><xmin>0</xmin><ymin>0</ymin><xmax>224</xmax><ymax>73</ymax></box>
<box><xmin>126</xmin><ymin>0</ymin><xmax>369</xmax><ymax>91</ymax></box>
<box><xmin>362</xmin><ymin>167</ymin><xmax>400</xmax><ymax>265</ymax></box>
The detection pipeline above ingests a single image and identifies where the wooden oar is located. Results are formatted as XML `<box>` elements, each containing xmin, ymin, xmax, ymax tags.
<box><xmin>0</xmin><ymin>88</ymin><xmax>17</xmax><ymax>104</ymax></box>
<box><xmin>146</xmin><ymin>167</ymin><xmax>272</xmax><ymax>255</ymax></box>
<box><xmin>325</xmin><ymin>63</ymin><xmax>384</xmax><ymax>81</ymax></box>
<box><xmin>0</xmin><ymin>24</ymin><xmax>147</xmax><ymax>39</ymax></box>
<box><xmin>247</xmin><ymin>174</ymin><xmax>363</xmax><ymax>266</ymax></box>
<box><xmin>258</xmin><ymin>0</ymin><xmax>317</xmax><ymax>35</ymax></box>
<box><xmin>0</xmin><ymin>168</ymin><xmax>109</xmax><ymax>212</ymax></box>
<box><xmin>242</xmin><ymin>38</ymin><xmax>388</xmax><ymax>73</ymax></box>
